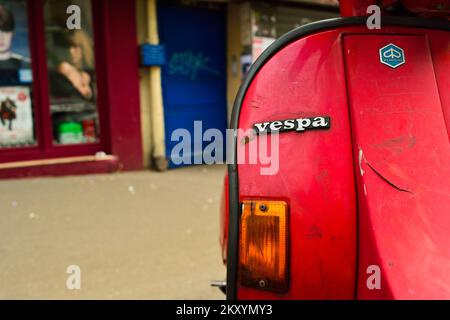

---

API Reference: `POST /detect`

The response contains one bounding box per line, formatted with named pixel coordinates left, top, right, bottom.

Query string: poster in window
left=0, top=1, right=32, bottom=86
left=44, top=0, right=100, bottom=145
left=0, top=86, right=34, bottom=147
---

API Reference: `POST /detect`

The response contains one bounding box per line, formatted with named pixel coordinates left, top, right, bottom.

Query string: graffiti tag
left=168, top=51, right=220, bottom=80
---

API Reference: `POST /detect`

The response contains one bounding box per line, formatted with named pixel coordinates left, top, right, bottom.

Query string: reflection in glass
left=44, top=0, right=99, bottom=145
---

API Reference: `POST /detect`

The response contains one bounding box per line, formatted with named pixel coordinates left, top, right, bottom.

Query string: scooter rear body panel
left=224, top=18, right=450, bottom=300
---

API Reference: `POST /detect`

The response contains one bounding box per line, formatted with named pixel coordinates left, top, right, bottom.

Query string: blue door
left=158, top=4, right=227, bottom=167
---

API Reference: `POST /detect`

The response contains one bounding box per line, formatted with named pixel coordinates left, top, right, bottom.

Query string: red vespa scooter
left=219, top=0, right=450, bottom=300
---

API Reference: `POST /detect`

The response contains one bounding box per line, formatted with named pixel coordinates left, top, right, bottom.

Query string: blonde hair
left=67, top=30, right=94, bottom=69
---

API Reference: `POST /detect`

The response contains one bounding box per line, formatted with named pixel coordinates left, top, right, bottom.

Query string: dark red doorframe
left=92, top=0, right=143, bottom=170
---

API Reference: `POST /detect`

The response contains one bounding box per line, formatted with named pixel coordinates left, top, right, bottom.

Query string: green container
left=58, top=122, right=83, bottom=144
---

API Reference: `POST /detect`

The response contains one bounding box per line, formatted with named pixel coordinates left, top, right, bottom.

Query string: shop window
left=44, top=0, right=99, bottom=145
left=0, top=0, right=36, bottom=148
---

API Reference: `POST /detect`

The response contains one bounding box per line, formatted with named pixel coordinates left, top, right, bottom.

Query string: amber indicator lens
left=239, top=200, right=289, bottom=293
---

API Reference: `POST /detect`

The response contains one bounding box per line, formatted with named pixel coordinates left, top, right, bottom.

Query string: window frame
left=0, top=0, right=110, bottom=162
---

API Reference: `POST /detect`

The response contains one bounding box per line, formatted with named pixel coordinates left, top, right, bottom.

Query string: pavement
left=0, top=164, right=227, bottom=299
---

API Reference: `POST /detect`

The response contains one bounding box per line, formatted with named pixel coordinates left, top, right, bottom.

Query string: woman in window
left=50, top=30, right=95, bottom=101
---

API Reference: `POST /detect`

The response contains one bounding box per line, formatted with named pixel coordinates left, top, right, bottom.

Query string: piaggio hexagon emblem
left=379, top=43, right=405, bottom=69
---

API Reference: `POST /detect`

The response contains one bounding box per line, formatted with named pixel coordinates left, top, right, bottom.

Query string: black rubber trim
left=225, top=16, right=450, bottom=300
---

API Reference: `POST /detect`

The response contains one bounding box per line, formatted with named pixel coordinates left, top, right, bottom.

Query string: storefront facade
left=137, top=0, right=339, bottom=170
left=0, top=0, right=338, bottom=178
left=0, top=0, right=142, bottom=178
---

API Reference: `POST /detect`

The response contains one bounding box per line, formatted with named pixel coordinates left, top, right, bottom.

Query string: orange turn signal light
left=239, top=199, right=289, bottom=293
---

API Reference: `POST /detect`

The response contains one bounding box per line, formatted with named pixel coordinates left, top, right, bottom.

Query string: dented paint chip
left=359, top=148, right=365, bottom=176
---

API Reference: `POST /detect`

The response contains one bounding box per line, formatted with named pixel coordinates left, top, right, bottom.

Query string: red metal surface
left=339, top=0, right=450, bottom=18
left=230, top=25, right=450, bottom=299
left=429, top=31, right=450, bottom=138
left=402, top=0, right=450, bottom=15
left=344, top=32, right=450, bottom=299
left=236, top=29, right=358, bottom=299
left=339, top=0, right=376, bottom=16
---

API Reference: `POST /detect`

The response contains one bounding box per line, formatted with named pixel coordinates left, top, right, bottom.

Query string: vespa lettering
left=253, top=116, right=330, bottom=134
